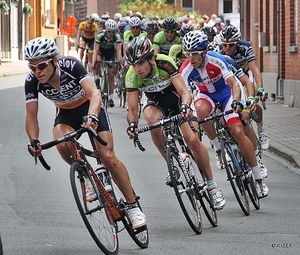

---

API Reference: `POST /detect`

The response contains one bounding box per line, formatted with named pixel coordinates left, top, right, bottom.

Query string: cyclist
left=125, top=36, right=226, bottom=210
left=24, top=37, right=146, bottom=230
left=180, top=30, right=269, bottom=198
left=153, top=16, right=181, bottom=55
left=168, top=24, right=194, bottom=68
left=97, top=18, right=106, bottom=31
left=92, top=19, right=123, bottom=108
left=201, top=26, right=216, bottom=43
left=76, top=14, right=98, bottom=74
left=145, top=20, right=159, bottom=43
left=218, top=25, right=270, bottom=150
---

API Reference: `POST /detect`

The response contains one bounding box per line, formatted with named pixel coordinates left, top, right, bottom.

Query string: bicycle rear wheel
left=189, top=155, right=218, bottom=227
left=70, top=162, right=119, bottom=255
left=166, top=147, right=203, bottom=234
left=221, top=141, right=250, bottom=216
left=100, top=73, right=109, bottom=109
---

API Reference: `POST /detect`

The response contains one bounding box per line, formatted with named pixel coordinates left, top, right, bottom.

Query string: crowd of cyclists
left=75, top=10, right=269, bottom=199
left=24, top=10, right=271, bottom=236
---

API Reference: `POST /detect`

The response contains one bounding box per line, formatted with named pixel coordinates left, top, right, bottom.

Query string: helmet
left=213, top=34, right=222, bottom=46
left=220, top=25, right=241, bottom=42
left=118, top=20, right=128, bottom=32
left=146, top=21, right=159, bottom=34
left=179, top=24, right=195, bottom=37
left=86, top=14, right=95, bottom=23
left=101, top=13, right=110, bottom=20
left=125, top=36, right=154, bottom=65
left=97, top=18, right=106, bottom=26
left=129, top=16, right=142, bottom=26
left=24, top=37, right=59, bottom=60
left=202, top=26, right=216, bottom=36
left=182, top=30, right=209, bottom=52
left=162, top=16, right=178, bottom=30
left=91, top=13, right=99, bottom=21
left=113, top=12, right=122, bottom=20
left=207, top=42, right=217, bottom=51
left=105, top=19, right=117, bottom=31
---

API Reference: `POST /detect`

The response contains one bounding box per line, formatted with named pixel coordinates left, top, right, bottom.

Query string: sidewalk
left=1, top=50, right=299, bottom=169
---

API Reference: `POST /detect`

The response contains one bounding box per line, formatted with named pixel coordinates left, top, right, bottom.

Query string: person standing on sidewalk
left=24, top=36, right=146, bottom=230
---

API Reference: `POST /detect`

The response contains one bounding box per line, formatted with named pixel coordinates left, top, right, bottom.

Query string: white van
left=219, top=13, right=240, bottom=30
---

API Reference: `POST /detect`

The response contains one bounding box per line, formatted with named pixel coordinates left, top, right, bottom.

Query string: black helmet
left=202, top=26, right=216, bottom=36
left=179, top=24, right=195, bottom=37
left=146, top=21, right=159, bottom=34
left=162, top=16, right=178, bottom=30
left=220, top=25, right=241, bottom=42
left=125, top=36, right=154, bottom=65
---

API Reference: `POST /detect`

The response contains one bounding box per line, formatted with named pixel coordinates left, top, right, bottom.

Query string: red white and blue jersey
left=180, top=51, right=234, bottom=97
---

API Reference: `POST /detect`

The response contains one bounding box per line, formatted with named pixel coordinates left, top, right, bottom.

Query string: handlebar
left=37, top=127, right=107, bottom=170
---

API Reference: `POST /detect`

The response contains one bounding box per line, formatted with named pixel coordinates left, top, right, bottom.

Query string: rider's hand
left=231, top=100, right=244, bottom=113
left=180, top=102, right=193, bottom=118
left=257, top=87, right=267, bottom=101
left=247, top=96, right=257, bottom=112
left=75, top=45, right=79, bottom=53
left=83, top=114, right=99, bottom=130
left=127, top=122, right=138, bottom=139
left=27, top=139, right=42, bottom=157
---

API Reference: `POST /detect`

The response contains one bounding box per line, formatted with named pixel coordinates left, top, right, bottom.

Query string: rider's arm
left=171, top=73, right=192, bottom=105
left=25, top=101, right=39, bottom=140
left=81, top=77, right=102, bottom=116
left=226, top=75, right=241, bottom=101
left=76, top=27, right=82, bottom=47
left=127, top=89, right=140, bottom=125
left=115, top=42, right=123, bottom=62
left=248, top=60, right=263, bottom=89
left=92, top=42, right=100, bottom=67
left=239, top=75, right=255, bottom=98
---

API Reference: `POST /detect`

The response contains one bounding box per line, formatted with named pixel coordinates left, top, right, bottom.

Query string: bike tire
left=70, top=162, right=119, bottom=255
left=189, top=155, right=218, bottom=227
left=221, top=141, right=250, bottom=216
left=244, top=170, right=260, bottom=210
left=100, top=73, right=108, bottom=109
left=166, top=147, right=203, bottom=234
left=138, top=91, right=143, bottom=118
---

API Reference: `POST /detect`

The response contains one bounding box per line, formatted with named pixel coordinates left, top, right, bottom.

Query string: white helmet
left=129, top=16, right=142, bottom=26
left=24, top=37, right=59, bottom=60
left=91, top=13, right=99, bottom=20
left=113, top=12, right=122, bottom=20
left=182, top=30, right=209, bottom=52
left=105, top=19, right=117, bottom=31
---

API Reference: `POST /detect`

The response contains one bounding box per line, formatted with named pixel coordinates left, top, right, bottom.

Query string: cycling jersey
left=223, top=55, right=245, bottom=80
left=153, top=31, right=181, bottom=55
left=168, top=43, right=186, bottom=67
left=218, top=40, right=256, bottom=73
left=123, top=29, right=147, bottom=43
left=25, top=56, right=89, bottom=109
left=78, top=21, right=98, bottom=39
left=95, top=31, right=121, bottom=50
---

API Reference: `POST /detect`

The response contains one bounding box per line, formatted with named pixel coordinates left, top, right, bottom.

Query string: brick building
left=241, top=0, right=300, bottom=108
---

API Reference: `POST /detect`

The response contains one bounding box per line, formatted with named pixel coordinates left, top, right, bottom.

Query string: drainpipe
left=276, top=0, right=281, bottom=100
left=240, top=0, right=244, bottom=38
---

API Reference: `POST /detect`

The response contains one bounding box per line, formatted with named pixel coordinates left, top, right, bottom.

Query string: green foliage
left=119, top=0, right=188, bottom=20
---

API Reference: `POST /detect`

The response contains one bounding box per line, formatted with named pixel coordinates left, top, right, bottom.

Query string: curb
left=268, top=144, right=300, bottom=169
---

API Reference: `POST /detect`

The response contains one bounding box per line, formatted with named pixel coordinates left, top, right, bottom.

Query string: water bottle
left=95, top=165, right=112, bottom=192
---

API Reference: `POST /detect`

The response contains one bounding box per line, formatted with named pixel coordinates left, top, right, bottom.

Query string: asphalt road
left=0, top=74, right=299, bottom=255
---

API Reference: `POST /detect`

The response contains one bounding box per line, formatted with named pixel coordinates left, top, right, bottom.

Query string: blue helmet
left=182, top=30, right=209, bottom=52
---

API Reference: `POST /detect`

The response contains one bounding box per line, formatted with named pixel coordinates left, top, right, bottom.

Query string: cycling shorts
left=54, top=100, right=112, bottom=132
left=80, top=36, right=95, bottom=52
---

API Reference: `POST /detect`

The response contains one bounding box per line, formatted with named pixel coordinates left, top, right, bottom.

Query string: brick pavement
left=0, top=48, right=299, bottom=169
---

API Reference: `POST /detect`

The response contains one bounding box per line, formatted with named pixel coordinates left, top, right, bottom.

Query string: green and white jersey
left=95, top=30, right=121, bottom=49
left=125, top=54, right=178, bottom=93
left=124, top=29, right=147, bottom=43
left=152, top=31, right=181, bottom=55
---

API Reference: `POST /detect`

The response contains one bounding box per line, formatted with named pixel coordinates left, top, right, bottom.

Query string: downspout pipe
left=276, top=0, right=281, bottom=100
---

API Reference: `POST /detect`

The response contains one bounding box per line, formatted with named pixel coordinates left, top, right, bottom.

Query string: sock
left=252, top=165, right=262, bottom=180
left=255, top=149, right=261, bottom=162
left=109, top=94, right=113, bottom=100
left=256, top=122, right=264, bottom=133
left=207, top=179, right=217, bottom=190
left=211, top=137, right=220, bottom=151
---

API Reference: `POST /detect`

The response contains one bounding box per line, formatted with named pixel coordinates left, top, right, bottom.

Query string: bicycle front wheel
left=244, top=169, right=260, bottom=210
left=166, top=147, right=203, bottom=234
left=70, top=162, right=119, bottom=255
left=221, top=141, right=250, bottom=216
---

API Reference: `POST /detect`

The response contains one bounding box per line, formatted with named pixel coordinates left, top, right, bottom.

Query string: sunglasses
left=184, top=51, right=203, bottom=58
left=164, top=30, right=176, bottom=34
left=107, top=30, right=115, bottom=33
left=131, top=26, right=140, bottom=30
left=222, top=42, right=238, bottom=48
left=28, top=58, right=52, bottom=71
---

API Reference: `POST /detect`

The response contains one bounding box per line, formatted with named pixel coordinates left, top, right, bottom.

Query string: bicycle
left=94, top=61, right=121, bottom=109
left=198, top=104, right=260, bottom=216
left=115, top=66, right=127, bottom=108
left=133, top=114, right=218, bottom=234
left=35, top=120, right=149, bottom=255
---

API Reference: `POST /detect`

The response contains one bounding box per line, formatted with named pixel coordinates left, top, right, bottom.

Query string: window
left=224, top=0, right=232, bottom=13
left=182, top=0, right=193, bottom=12
left=44, top=0, right=55, bottom=28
